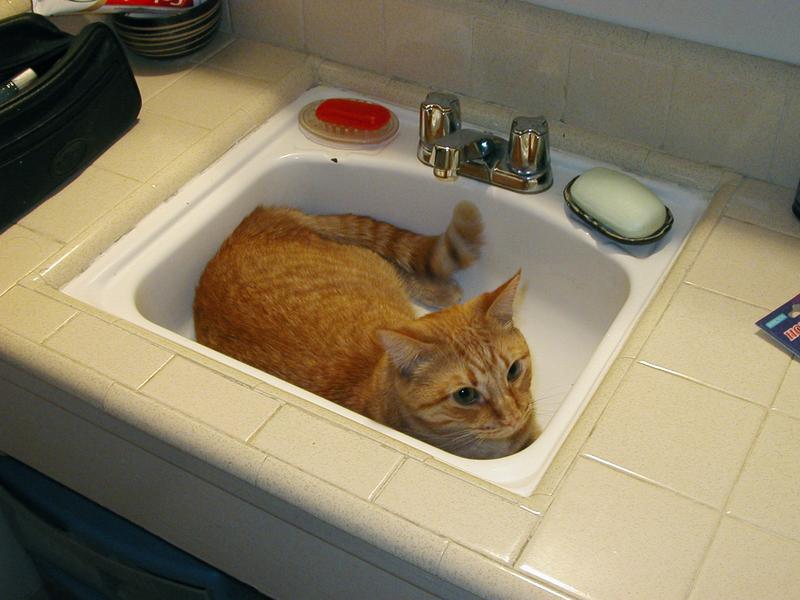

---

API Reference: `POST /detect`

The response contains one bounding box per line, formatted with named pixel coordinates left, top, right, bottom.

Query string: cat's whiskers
left=528, top=390, right=564, bottom=421
left=473, top=435, right=492, bottom=456
left=415, top=428, right=478, bottom=452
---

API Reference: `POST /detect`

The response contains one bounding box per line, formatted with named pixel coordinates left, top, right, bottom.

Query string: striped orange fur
left=194, top=203, right=536, bottom=458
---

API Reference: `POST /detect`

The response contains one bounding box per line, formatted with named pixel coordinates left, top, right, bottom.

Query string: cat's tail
left=307, top=201, right=483, bottom=278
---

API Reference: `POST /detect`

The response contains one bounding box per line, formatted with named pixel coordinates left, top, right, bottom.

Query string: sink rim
left=62, top=86, right=707, bottom=496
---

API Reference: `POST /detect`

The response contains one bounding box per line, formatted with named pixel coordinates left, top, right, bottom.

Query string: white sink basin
left=63, top=86, right=706, bottom=496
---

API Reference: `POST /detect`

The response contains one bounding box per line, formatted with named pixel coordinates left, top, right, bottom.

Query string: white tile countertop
left=1, top=34, right=799, bottom=600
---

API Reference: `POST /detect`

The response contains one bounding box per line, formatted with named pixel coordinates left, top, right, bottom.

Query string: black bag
left=0, top=14, right=141, bottom=228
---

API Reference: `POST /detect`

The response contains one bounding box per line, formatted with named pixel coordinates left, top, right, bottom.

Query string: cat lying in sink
left=193, top=201, right=537, bottom=459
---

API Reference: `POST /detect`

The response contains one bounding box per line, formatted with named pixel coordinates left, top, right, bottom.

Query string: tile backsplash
left=226, top=0, right=800, bottom=189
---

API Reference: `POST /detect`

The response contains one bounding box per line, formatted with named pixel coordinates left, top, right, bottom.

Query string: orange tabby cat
left=193, top=202, right=536, bottom=459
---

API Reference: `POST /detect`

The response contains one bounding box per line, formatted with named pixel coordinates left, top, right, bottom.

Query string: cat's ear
left=478, top=271, right=521, bottom=328
left=376, top=329, right=435, bottom=375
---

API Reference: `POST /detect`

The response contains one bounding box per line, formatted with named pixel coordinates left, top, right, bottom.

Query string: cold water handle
left=508, top=117, right=550, bottom=177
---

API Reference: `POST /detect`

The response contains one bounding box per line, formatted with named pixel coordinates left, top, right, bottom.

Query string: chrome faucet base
left=417, top=142, right=553, bottom=193
left=483, top=162, right=553, bottom=194
left=417, top=92, right=553, bottom=194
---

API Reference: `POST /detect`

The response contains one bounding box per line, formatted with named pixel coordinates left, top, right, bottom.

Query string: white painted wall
left=529, top=0, right=800, bottom=64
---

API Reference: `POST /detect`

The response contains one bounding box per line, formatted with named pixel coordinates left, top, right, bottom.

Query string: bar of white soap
left=570, top=167, right=667, bottom=239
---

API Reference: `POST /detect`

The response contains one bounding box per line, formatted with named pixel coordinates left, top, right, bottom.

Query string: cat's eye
left=507, top=359, right=523, bottom=382
left=452, top=387, right=480, bottom=406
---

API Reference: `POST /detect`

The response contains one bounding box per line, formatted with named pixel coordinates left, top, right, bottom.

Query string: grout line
left=467, top=13, right=476, bottom=98
left=561, top=41, right=574, bottom=123
left=585, top=358, right=636, bottom=427
left=517, top=501, right=545, bottom=517
left=379, top=0, right=387, bottom=77
left=637, top=359, right=773, bottom=409
left=620, top=184, right=733, bottom=360
left=511, top=563, right=590, bottom=600
left=110, top=380, right=263, bottom=451
left=89, top=164, right=143, bottom=186
left=681, top=280, right=776, bottom=312
left=299, top=0, right=307, bottom=53
left=659, top=62, right=678, bottom=151
left=139, top=104, right=216, bottom=133
left=526, top=363, right=630, bottom=501
left=683, top=511, right=725, bottom=598
left=6, top=370, right=270, bottom=497
left=724, top=512, right=800, bottom=547
left=624, top=280, right=683, bottom=360
left=685, top=388, right=774, bottom=596
left=721, top=400, right=770, bottom=514
left=194, top=61, right=277, bottom=85
left=723, top=211, right=800, bottom=241
left=577, top=451, right=744, bottom=599
left=513, top=454, right=586, bottom=568
left=765, top=72, right=790, bottom=182
left=137, top=55, right=206, bottom=104
left=418, top=455, right=536, bottom=506
left=13, top=221, right=65, bottom=246
left=684, top=184, right=730, bottom=252
left=545, top=357, right=637, bottom=493
left=768, top=358, right=794, bottom=410
left=251, top=451, right=270, bottom=487
left=771, top=405, right=800, bottom=423
left=0, top=324, right=113, bottom=397
left=194, top=59, right=290, bottom=84
left=179, top=354, right=260, bottom=389
left=433, top=538, right=450, bottom=576
left=40, top=311, right=81, bottom=346
left=264, top=453, right=391, bottom=505
left=244, top=402, right=285, bottom=444
left=619, top=269, right=690, bottom=362
left=260, top=398, right=422, bottom=460
left=508, top=513, right=541, bottom=566
left=260, top=456, right=455, bottom=596
left=136, top=353, right=176, bottom=391
left=724, top=212, right=800, bottom=242
left=581, top=453, right=724, bottom=513
left=368, top=456, right=406, bottom=502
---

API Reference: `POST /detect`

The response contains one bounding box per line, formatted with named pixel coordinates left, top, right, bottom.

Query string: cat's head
left=377, top=272, right=536, bottom=459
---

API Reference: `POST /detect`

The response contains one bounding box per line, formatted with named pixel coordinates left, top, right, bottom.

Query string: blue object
left=756, top=293, right=800, bottom=359
left=0, top=456, right=268, bottom=600
left=765, top=313, right=788, bottom=329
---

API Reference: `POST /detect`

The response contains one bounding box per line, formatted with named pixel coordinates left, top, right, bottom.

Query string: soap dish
left=298, top=98, right=399, bottom=147
left=563, top=175, right=673, bottom=245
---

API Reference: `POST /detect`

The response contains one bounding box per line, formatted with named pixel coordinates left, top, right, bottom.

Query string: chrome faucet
left=417, top=92, right=553, bottom=193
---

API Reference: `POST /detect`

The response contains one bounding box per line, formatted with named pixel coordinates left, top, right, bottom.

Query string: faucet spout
left=431, top=129, right=499, bottom=180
